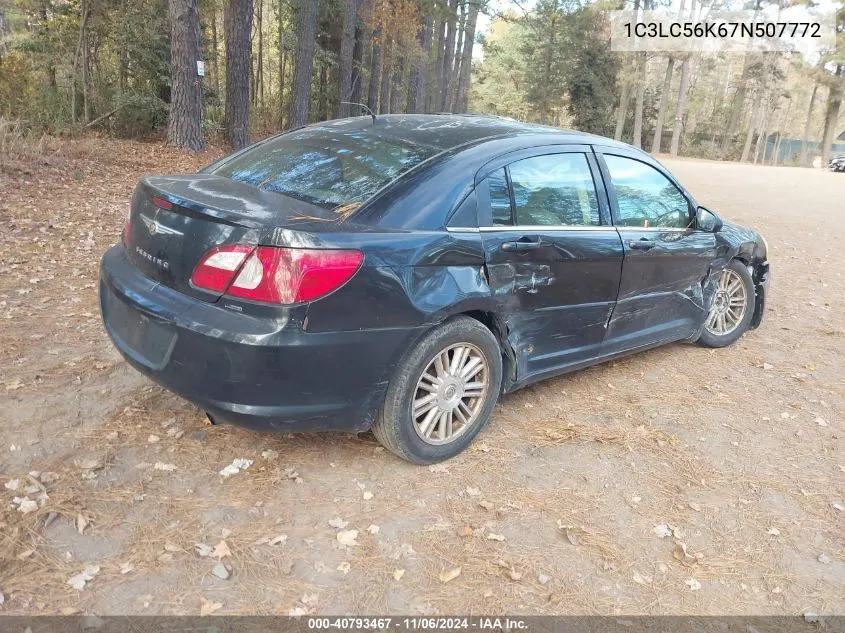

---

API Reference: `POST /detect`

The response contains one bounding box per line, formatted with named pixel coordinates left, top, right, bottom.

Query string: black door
left=476, top=147, right=624, bottom=382
left=596, top=149, right=717, bottom=352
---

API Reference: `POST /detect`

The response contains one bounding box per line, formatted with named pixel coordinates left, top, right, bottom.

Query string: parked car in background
left=829, top=154, right=845, bottom=172
left=100, top=115, right=769, bottom=463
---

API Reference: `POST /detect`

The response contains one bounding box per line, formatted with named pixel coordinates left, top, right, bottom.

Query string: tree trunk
left=318, top=62, right=328, bottom=120
left=210, top=7, right=221, bottom=97
left=256, top=0, right=264, bottom=107
left=632, top=56, right=646, bottom=148
left=83, top=23, right=92, bottom=123
left=650, top=57, right=674, bottom=153
left=431, top=13, right=445, bottom=112
left=278, top=0, right=286, bottom=127
left=71, top=1, right=91, bottom=125
left=614, top=0, right=642, bottom=140
left=439, top=0, right=458, bottom=111
left=409, top=13, right=432, bottom=113
left=821, top=65, right=844, bottom=165
left=450, top=0, right=466, bottom=111
left=391, top=54, right=405, bottom=113
left=453, top=1, right=477, bottom=113
left=288, top=0, right=317, bottom=128
left=669, top=55, right=690, bottom=156
left=771, top=99, right=790, bottom=165
left=753, top=110, right=768, bottom=164
left=350, top=22, right=366, bottom=106
left=740, top=97, right=761, bottom=163
left=225, top=0, right=253, bottom=147
left=379, top=39, right=392, bottom=114
left=167, top=0, right=204, bottom=151
left=614, top=81, right=630, bottom=141
left=721, top=0, right=761, bottom=153
left=800, top=83, right=818, bottom=166
left=367, top=26, right=382, bottom=113
left=0, top=5, right=9, bottom=64
left=338, top=0, right=361, bottom=116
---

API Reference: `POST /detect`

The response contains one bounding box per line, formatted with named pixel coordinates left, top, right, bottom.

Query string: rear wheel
left=372, top=316, right=502, bottom=464
left=696, top=259, right=755, bottom=348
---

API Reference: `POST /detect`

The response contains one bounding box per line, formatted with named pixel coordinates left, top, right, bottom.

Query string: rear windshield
left=209, top=126, right=444, bottom=212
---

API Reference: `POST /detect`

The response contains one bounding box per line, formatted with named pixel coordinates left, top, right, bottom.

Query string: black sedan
left=100, top=114, right=769, bottom=463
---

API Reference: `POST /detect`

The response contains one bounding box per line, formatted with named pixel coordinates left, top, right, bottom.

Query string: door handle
left=501, top=238, right=542, bottom=252
left=629, top=239, right=656, bottom=251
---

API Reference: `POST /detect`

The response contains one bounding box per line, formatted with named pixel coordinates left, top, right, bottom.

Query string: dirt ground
left=0, top=139, right=843, bottom=617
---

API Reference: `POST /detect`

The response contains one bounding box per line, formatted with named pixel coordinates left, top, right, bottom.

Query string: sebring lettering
left=135, top=246, right=170, bottom=270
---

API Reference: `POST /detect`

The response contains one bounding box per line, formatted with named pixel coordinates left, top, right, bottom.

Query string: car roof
left=309, top=114, right=632, bottom=154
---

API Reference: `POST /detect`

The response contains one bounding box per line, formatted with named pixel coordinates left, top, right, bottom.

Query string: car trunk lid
left=125, top=174, right=334, bottom=301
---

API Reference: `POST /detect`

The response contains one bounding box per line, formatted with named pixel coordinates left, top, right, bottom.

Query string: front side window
left=507, top=154, right=600, bottom=227
left=604, top=155, right=691, bottom=229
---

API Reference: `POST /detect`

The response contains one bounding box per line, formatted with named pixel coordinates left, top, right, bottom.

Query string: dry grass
left=0, top=118, right=63, bottom=174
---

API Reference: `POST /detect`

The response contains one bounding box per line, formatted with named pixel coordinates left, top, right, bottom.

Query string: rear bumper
left=99, top=245, right=421, bottom=432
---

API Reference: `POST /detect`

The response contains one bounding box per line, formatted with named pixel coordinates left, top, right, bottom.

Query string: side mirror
left=696, top=206, right=723, bottom=233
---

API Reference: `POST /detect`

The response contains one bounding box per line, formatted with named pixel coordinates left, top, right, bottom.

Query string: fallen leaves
left=67, top=565, right=100, bottom=591
left=673, top=541, right=703, bottom=566
left=74, top=457, right=103, bottom=471
left=438, top=567, right=461, bottom=583
left=336, top=530, right=359, bottom=547
left=200, top=596, right=222, bottom=616
left=15, top=497, right=38, bottom=514
left=556, top=520, right=583, bottom=546
left=219, top=458, right=253, bottom=478
left=195, top=543, right=213, bottom=558
left=205, top=540, right=230, bottom=561
left=653, top=524, right=684, bottom=539
left=685, top=578, right=702, bottom=591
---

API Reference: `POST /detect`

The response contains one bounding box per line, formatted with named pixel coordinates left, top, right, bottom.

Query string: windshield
left=209, top=126, right=444, bottom=212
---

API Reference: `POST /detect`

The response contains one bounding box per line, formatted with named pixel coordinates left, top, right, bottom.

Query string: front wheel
left=372, top=316, right=503, bottom=464
left=696, top=259, right=756, bottom=348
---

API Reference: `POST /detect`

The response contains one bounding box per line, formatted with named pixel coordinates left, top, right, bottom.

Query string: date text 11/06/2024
left=307, top=618, right=529, bottom=630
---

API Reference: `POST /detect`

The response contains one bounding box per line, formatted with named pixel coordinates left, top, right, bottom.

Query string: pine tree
left=167, top=0, right=204, bottom=151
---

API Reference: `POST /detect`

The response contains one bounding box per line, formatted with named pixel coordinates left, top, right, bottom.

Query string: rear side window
left=508, top=154, right=600, bottom=226
left=209, top=127, right=443, bottom=212
left=488, top=169, right=513, bottom=226
left=603, top=155, right=690, bottom=228
left=484, top=153, right=600, bottom=227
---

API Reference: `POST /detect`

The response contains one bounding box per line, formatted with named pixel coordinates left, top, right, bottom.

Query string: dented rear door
left=476, top=147, right=624, bottom=380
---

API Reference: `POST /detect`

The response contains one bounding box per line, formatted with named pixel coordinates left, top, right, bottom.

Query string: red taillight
left=190, top=245, right=363, bottom=304
left=152, top=195, right=173, bottom=210
left=191, top=245, right=254, bottom=293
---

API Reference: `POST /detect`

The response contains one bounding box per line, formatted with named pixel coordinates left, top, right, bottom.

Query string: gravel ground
left=0, top=141, right=843, bottom=616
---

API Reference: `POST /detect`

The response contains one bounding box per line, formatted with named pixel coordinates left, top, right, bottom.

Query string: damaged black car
left=99, top=114, right=769, bottom=463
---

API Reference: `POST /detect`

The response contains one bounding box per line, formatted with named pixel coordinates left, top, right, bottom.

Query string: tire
left=696, top=259, right=756, bottom=349
left=372, top=316, right=503, bottom=464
